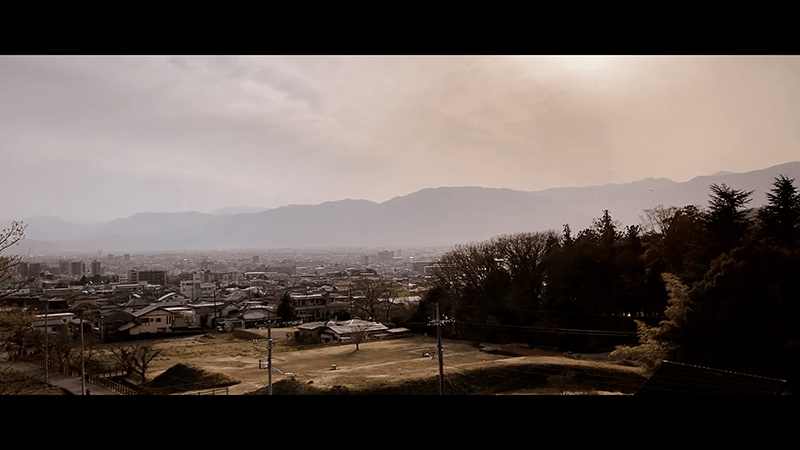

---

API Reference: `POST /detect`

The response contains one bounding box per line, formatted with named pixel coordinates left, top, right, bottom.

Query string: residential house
left=122, top=295, right=149, bottom=313
left=119, top=304, right=178, bottom=336
left=188, top=301, right=224, bottom=328
left=291, top=292, right=332, bottom=322
left=296, top=318, right=389, bottom=344
left=34, top=312, right=74, bottom=334
left=163, top=306, right=197, bottom=329
left=240, top=303, right=280, bottom=328
left=95, top=308, right=135, bottom=339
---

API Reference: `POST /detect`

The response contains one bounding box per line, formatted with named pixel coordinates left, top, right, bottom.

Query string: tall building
left=58, top=260, right=69, bottom=275
left=91, top=260, right=102, bottom=276
left=17, top=261, right=28, bottom=277
left=71, top=261, right=85, bottom=277
left=28, top=263, right=42, bottom=278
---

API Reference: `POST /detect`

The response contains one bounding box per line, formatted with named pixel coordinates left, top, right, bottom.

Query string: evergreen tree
left=702, top=183, right=754, bottom=258
left=277, top=292, right=296, bottom=322
left=758, top=175, right=800, bottom=249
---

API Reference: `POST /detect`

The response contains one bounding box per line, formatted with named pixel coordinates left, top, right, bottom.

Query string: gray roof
left=297, top=319, right=387, bottom=336
left=131, top=302, right=183, bottom=318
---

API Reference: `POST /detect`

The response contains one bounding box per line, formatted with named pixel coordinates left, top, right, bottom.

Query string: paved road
left=1, top=360, right=118, bottom=395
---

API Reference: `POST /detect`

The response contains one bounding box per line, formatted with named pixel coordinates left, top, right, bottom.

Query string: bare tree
left=0, top=221, right=32, bottom=299
left=351, top=275, right=392, bottom=321
left=349, top=322, right=370, bottom=351
left=110, top=343, right=162, bottom=383
left=46, top=323, right=99, bottom=376
left=380, top=278, right=403, bottom=323
left=430, top=231, right=559, bottom=322
left=0, top=306, right=36, bottom=359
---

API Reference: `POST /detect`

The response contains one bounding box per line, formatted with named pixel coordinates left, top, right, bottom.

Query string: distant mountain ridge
left=7, top=161, right=800, bottom=253
left=209, top=206, right=270, bottom=215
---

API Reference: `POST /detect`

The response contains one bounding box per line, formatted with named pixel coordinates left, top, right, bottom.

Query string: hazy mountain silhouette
left=7, top=162, right=799, bottom=253
left=531, top=161, right=800, bottom=228
left=208, top=205, right=270, bottom=215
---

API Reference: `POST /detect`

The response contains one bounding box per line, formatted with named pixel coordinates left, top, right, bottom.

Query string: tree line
left=415, top=176, right=800, bottom=383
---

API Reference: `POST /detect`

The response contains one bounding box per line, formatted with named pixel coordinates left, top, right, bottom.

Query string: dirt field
left=124, top=329, right=647, bottom=395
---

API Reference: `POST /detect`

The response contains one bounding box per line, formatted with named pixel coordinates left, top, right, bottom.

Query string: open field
left=128, top=329, right=647, bottom=395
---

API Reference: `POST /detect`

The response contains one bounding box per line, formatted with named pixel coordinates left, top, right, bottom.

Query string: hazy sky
left=2, top=55, right=799, bottom=224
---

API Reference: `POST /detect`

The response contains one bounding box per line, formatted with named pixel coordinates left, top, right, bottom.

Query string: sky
left=2, top=55, right=800, bottom=224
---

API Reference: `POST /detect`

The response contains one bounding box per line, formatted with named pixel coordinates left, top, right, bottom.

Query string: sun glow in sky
left=2, top=55, right=799, bottom=224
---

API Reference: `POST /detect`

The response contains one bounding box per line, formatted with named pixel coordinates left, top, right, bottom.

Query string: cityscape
left=3, top=55, right=800, bottom=396
left=6, top=245, right=449, bottom=335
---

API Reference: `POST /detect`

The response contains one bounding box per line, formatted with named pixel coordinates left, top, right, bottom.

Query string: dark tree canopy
left=277, top=292, right=296, bottom=322
left=431, top=231, right=559, bottom=326
left=415, top=181, right=800, bottom=382
left=702, top=183, right=754, bottom=256
left=758, top=175, right=800, bottom=249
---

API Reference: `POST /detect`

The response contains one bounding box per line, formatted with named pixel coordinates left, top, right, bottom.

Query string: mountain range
left=6, top=161, right=800, bottom=253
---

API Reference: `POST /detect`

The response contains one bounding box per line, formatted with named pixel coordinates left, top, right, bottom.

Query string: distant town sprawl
left=2, top=248, right=446, bottom=342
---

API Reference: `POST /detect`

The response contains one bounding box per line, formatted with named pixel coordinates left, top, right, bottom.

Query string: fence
left=87, top=374, right=138, bottom=395
left=17, top=358, right=137, bottom=395
left=189, top=387, right=229, bottom=395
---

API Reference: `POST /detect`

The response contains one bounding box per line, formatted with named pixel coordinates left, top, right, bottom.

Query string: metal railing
left=187, top=387, right=229, bottom=395
left=16, top=358, right=137, bottom=395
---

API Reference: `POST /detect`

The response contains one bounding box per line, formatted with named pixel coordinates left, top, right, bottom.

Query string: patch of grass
left=154, top=336, right=266, bottom=361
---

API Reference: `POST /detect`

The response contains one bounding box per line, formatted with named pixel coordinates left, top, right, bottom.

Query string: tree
left=609, top=272, right=689, bottom=373
left=431, top=231, right=558, bottom=325
left=413, top=286, right=453, bottom=324
left=349, top=322, right=370, bottom=351
left=702, top=183, right=754, bottom=257
left=351, top=275, right=392, bottom=321
left=594, top=209, right=621, bottom=247
left=0, top=306, right=36, bottom=358
left=545, top=212, right=631, bottom=318
left=45, top=322, right=99, bottom=376
left=110, top=343, right=162, bottom=383
left=0, top=221, right=30, bottom=298
left=679, top=245, right=800, bottom=379
left=277, top=292, right=296, bottom=323
left=640, top=204, right=705, bottom=283
left=758, top=175, right=800, bottom=249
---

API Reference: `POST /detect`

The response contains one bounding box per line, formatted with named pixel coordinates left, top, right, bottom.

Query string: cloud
left=2, top=55, right=800, bottom=224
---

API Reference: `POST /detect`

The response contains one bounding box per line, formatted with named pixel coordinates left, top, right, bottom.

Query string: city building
left=138, top=270, right=167, bottom=286
left=71, top=261, right=85, bottom=277
left=126, top=269, right=138, bottom=284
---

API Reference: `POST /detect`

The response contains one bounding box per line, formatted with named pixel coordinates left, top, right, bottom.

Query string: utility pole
left=267, top=321, right=274, bottom=395
left=436, top=304, right=444, bottom=395
left=44, top=300, right=49, bottom=385
left=80, top=308, right=86, bottom=395
left=428, top=303, right=456, bottom=395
